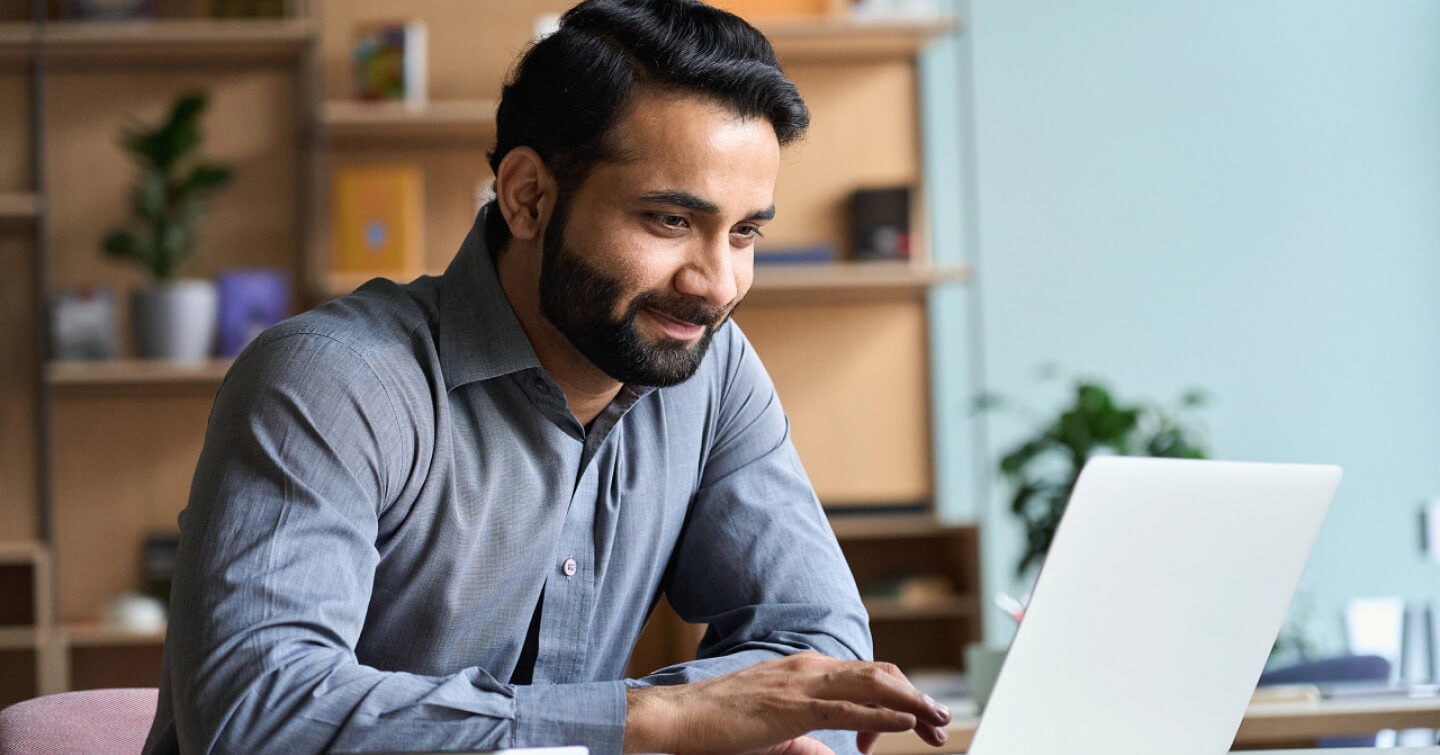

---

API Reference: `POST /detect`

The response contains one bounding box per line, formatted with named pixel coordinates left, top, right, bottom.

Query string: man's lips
left=644, top=307, right=707, bottom=341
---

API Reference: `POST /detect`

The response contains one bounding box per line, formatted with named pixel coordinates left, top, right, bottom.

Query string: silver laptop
left=969, top=456, right=1341, bottom=755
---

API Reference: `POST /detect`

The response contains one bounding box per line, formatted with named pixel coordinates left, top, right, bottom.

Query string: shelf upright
left=30, top=0, right=53, bottom=565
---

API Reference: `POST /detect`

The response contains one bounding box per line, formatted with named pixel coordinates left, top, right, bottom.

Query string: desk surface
left=872, top=695, right=1440, bottom=755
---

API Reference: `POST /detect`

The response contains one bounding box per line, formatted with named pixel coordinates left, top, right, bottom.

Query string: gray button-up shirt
left=145, top=216, right=871, bottom=755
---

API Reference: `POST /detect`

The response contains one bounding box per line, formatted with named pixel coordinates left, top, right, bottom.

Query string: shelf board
left=759, top=16, right=960, bottom=62
left=61, top=623, right=164, bottom=647
left=747, top=261, right=970, bottom=302
left=47, top=358, right=233, bottom=388
left=0, top=627, right=43, bottom=650
left=319, top=262, right=969, bottom=303
left=830, top=513, right=971, bottom=541
left=322, top=99, right=498, bottom=143
left=0, top=19, right=314, bottom=64
left=0, top=23, right=35, bottom=64
left=863, top=595, right=978, bottom=622
left=0, top=540, right=46, bottom=566
left=0, top=192, right=42, bottom=224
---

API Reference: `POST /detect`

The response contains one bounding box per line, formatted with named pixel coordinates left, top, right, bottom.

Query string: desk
left=872, top=695, right=1440, bottom=754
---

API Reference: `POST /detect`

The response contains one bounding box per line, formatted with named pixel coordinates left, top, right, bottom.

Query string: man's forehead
left=588, top=93, right=780, bottom=213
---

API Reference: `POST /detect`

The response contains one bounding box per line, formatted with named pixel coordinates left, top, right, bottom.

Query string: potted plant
left=978, top=374, right=1210, bottom=576
left=103, top=91, right=234, bottom=361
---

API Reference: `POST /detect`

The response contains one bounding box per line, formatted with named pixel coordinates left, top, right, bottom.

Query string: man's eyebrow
left=641, top=191, right=775, bottom=221
left=641, top=191, right=720, bottom=214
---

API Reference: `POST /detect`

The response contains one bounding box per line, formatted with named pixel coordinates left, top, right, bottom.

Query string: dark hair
left=484, top=0, right=809, bottom=245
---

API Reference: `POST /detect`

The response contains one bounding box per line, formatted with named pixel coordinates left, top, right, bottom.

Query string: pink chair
left=0, top=688, right=158, bottom=754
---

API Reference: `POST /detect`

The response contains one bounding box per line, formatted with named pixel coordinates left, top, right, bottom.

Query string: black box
left=850, top=186, right=912, bottom=261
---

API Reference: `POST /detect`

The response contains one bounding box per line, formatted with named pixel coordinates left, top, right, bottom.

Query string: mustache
left=629, top=290, right=735, bottom=329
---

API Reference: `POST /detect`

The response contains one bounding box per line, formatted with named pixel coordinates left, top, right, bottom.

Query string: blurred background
left=1, top=0, right=1438, bottom=746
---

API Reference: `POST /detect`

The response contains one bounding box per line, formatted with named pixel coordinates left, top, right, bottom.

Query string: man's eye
left=652, top=214, right=689, bottom=229
left=733, top=225, right=765, bottom=241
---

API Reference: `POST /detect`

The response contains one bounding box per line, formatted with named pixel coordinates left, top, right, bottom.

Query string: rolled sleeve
left=512, top=680, right=628, bottom=752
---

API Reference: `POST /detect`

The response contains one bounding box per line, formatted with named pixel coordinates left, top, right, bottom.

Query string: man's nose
left=674, top=235, right=738, bottom=307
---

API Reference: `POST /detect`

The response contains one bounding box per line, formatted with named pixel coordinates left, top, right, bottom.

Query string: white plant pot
left=132, top=280, right=218, bottom=361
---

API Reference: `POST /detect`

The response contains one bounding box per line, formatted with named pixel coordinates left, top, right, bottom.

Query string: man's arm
left=620, top=325, right=950, bottom=754
left=155, top=330, right=625, bottom=754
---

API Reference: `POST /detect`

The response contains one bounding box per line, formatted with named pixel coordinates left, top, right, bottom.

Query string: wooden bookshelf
left=759, top=17, right=960, bottom=62
left=60, top=623, right=165, bottom=648
left=0, top=22, right=35, bottom=63
left=864, top=595, right=980, bottom=622
left=0, top=192, right=41, bottom=224
left=47, top=359, right=233, bottom=389
left=59, top=623, right=165, bottom=691
left=320, top=262, right=968, bottom=302
left=832, top=519, right=982, bottom=670
left=750, top=261, right=970, bottom=300
left=0, top=541, right=58, bottom=705
left=321, top=99, right=498, bottom=142
left=20, top=19, right=314, bottom=64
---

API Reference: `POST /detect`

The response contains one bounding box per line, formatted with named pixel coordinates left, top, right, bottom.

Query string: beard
left=538, top=202, right=736, bottom=387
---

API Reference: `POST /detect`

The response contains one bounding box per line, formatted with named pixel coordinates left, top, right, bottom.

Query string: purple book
left=216, top=269, right=291, bottom=358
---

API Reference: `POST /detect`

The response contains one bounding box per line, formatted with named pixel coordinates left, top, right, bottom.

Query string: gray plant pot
left=132, top=280, right=218, bottom=361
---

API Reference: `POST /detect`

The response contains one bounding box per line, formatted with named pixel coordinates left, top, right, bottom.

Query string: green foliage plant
left=102, top=92, right=234, bottom=281
left=977, top=373, right=1210, bottom=576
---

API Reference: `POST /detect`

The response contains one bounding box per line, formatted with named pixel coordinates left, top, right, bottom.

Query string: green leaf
left=1180, top=388, right=1209, bottom=408
left=183, top=164, right=234, bottom=193
left=105, top=90, right=232, bottom=278
left=1010, top=481, right=1036, bottom=516
left=102, top=230, right=148, bottom=263
left=132, top=171, right=167, bottom=223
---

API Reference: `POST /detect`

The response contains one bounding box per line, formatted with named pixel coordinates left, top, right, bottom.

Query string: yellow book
left=331, top=164, right=423, bottom=278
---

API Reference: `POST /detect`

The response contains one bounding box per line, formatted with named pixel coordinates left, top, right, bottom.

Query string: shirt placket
left=531, top=443, right=601, bottom=684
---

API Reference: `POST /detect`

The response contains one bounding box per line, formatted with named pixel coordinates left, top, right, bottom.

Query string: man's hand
left=624, top=652, right=951, bottom=755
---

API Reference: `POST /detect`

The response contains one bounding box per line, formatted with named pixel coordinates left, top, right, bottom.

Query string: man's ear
left=495, top=146, right=557, bottom=242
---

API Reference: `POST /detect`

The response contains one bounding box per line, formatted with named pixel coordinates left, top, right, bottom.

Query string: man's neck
left=494, top=238, right=623, bottom=427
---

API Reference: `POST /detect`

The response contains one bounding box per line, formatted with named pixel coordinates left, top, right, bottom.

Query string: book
left=353, top=20, right=428, bottom=106
left=754, top=244, right=838, bottom=265
left=331, top=164, right=425, bottom=279
left=61, top=0, right=155, bottom=20
left=216, top=268, right=291, bottom=357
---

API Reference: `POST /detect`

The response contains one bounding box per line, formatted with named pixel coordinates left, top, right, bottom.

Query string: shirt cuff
left=511, top=680, right=627, bottom=755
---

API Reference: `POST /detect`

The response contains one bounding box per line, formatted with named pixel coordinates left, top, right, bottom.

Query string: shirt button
left=562, top=558, right=577, bottom=577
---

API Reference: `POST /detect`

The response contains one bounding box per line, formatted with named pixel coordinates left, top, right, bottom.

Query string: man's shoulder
left=235, top=278, right=441, bottom=397
left=259, top=279, right=436, bottom=361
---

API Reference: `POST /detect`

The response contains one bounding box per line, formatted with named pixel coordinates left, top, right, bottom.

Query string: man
left=145, top=1, right=952, bottom=753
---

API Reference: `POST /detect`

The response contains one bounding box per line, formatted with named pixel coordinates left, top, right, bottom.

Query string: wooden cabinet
left=0, top=543, right=60, bottom=707
left=1, top=0, right=978, bottom=695
left=832, top=517, right=981, bottom=671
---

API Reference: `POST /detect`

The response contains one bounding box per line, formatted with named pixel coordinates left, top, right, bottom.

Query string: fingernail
left=937, top=728, right=948, bottom=743
left=937, top=702, right=950, bottom=718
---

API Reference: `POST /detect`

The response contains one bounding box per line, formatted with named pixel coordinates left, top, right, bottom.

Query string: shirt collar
left=436, top=209, right=660, bottom=403
left=436, top=210, right=542, bottom=391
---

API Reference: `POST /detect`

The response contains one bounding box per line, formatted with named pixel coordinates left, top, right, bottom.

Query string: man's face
left=537, top=92, right=781, bottom=387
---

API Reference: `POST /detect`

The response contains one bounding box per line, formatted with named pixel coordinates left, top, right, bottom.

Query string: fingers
left=807, top=699, right=918, bottom=733
left=855, top=731, right=880, bottom=755
left=819, top=661, right=951, bottom=729
left=913, top=720, right=949, bottom=747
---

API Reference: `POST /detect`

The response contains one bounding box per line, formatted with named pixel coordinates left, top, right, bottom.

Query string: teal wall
left=923, top=1, right=1440, bottom=646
